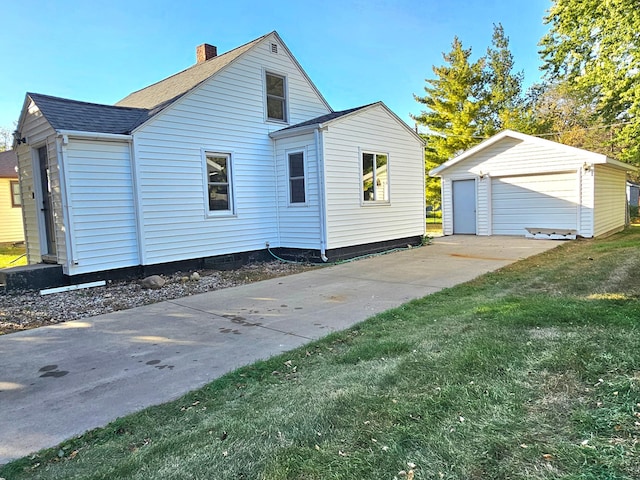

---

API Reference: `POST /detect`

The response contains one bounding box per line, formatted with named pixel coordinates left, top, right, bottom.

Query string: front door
left=38, top=146, right=56, bottom=258
left=452, top=179, right=476, bottom=234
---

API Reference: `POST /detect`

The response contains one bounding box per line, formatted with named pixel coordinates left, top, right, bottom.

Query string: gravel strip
left=0, top=262, right=314, bottom=335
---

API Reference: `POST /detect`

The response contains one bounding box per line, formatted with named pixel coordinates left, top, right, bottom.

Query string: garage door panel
left=492, top=173, right=577, bottom=235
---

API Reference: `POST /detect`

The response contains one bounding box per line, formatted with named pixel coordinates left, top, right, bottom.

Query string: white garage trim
left=491, top=171, right=578, bottom=236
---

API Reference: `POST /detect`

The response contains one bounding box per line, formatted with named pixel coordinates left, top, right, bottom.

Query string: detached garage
left=430, top=130, right=636, bottom=239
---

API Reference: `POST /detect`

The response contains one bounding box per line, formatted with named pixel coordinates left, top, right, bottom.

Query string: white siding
left=491, top=172, right=578, bottom=236
left=273, top=133, right=322, bottom=248
left=132, top=34, right=331, bottom=265
left=15, top=142, right=38, bottom=262
left=579, top=168, right=595, bottom=237
left=16, top=100, right=58, bottom=264
left=0, top=178, right=24, bottom=242
left=441, top=178, right=453, bottom=236
left=593, top=165, right=627, bottom=237
left=48, top=137, right=67, bottom=267
left=477, top=177, right=491, bottom=235
left=322, top=105, right=425, bottom=249
left=441, top=138, right=586, bottom=178
left=63, top=140, right=139, bottom=274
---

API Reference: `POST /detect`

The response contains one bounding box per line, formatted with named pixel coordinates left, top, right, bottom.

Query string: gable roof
left=0, top=150, right=18, bottom=178
left=270, top=101, right=425, bottom=144
left=429, top=129, right=636, bottom=176
left=20, top=31, right=333, bottom=137
left=28, top=93, right=150, bottom=135
left=116, top=34, right=268, bottom=110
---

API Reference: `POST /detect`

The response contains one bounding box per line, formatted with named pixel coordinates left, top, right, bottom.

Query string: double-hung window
left=265, top=72, right=287, bottom=122
left=206, top=153, right=232, bottom=213
left=10, top=181, right=21, bottom=207
left=362, top=152, right=389, bottom=203
left=288, top=151, right=305, bottom=204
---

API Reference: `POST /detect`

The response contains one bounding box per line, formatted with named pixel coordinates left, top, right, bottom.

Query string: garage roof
left=429, top=130, right=636, bottom=176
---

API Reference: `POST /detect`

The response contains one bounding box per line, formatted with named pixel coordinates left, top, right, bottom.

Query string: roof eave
left=601, top=157, right=638, bottom=171
left=269, top=124, right=324, bottom=139
left=55, top=130, right=133, bottom=141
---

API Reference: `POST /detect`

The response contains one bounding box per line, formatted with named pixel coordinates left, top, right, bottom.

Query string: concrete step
left=0, top=264, right=64, bottom=291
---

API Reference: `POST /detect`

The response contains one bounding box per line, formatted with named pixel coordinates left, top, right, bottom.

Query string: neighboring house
left=430, top=130, right=636, bottom=239
left=13, top=31, right=425, bottom=278
left=0, top=150, right=24, bottom=243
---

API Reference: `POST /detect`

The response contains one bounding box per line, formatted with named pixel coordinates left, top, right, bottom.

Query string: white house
left=430, top=130, right=635, bottom=239
left=12, top=31, right=425, bottom=278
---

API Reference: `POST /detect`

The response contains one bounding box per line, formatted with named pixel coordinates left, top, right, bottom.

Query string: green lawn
left=2, top=228, right=640, bottom=479
left=0, top=244, right=27, bottom=269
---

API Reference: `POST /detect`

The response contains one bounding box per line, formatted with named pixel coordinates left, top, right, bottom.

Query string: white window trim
left=286, top=147, right=308, bottom=206
left=263, top=68, right=289, bottom=124
left=360, top=148, right=391, bottom=205
left=201, top=149, right=236, bottom=218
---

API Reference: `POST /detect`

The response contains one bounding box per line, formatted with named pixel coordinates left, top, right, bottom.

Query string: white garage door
left=491, top=172, right=578, bottom=235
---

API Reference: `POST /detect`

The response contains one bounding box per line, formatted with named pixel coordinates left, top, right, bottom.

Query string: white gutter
left=270, top=124, right=321, bottom=140
left=55, top=130, right=133, bottom=142
left=55, top=135, right=76, bottom=272
left=315, top=127, right=329, bottom=262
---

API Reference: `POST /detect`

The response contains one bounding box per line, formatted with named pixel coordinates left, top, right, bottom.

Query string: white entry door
left=452, top=179, right=476, bottom=234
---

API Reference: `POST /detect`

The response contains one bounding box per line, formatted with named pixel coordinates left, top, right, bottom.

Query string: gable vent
left=271, top=43, right=278, bottom=54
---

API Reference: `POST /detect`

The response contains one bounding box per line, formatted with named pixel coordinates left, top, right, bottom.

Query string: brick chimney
left=196, top=43, right=217, bottom=63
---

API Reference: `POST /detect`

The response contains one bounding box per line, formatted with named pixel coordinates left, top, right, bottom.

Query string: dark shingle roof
left=28, top=93, right=150, bottom=134
left=116, top=34, right=268, bottom=109
left=278, top=104, right=375, bottom=131
left=26, top=33, right=270, bottom=135
left=0, top=150, right=18, bottom=178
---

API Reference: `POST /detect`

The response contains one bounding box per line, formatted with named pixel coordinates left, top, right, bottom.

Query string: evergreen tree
left=412, top=37, right=485, bottom=207
left=481, top=24, right=525, bottom=136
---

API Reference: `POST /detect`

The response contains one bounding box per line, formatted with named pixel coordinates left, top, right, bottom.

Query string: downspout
left=55, top=135, right=76, bottom=272
left=314, top=127, right=329, bottom=262
left=272, top=134, right=281, bottom=248
left=421, top=144, right=426, bottom=237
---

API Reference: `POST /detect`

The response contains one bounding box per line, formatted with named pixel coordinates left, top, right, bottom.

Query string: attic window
left=271, top=43, right=278, bottom=54
left=265, top=72, right=287, bottom=122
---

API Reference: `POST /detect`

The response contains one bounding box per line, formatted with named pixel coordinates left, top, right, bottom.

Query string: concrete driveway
left=0, top=236, right=562, bottom=464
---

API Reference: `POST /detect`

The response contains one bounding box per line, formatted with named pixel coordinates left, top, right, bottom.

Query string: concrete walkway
left=0, top=236, right=561, bottom=464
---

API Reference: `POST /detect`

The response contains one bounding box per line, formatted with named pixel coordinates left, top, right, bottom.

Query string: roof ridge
left=118, top=32, right=271, bottom=101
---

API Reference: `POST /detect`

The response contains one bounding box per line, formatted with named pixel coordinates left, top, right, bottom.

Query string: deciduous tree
left=539, top=0, right=640, bottom=163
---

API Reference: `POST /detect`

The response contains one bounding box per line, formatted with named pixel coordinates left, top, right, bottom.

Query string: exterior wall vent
left=271, top=43, right=278, bottom=54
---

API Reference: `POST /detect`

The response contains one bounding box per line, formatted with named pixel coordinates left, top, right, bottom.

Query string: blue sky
left=0, top=0, right=551, bottom=133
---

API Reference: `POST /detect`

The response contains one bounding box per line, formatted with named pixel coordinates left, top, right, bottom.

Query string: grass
left=426, top=222, right=443, bottom=235
left=2, top=228, right=640, bottom=479
left=0, top=243, right=27, bottom=268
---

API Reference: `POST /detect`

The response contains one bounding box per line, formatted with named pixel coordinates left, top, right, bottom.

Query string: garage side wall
left=593, top=165, right=627, bottom=237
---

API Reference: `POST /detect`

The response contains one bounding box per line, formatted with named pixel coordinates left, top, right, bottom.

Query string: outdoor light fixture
left=583, top=162, right=593, bottom=172
left=13, top=130, right=26, bottom=145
